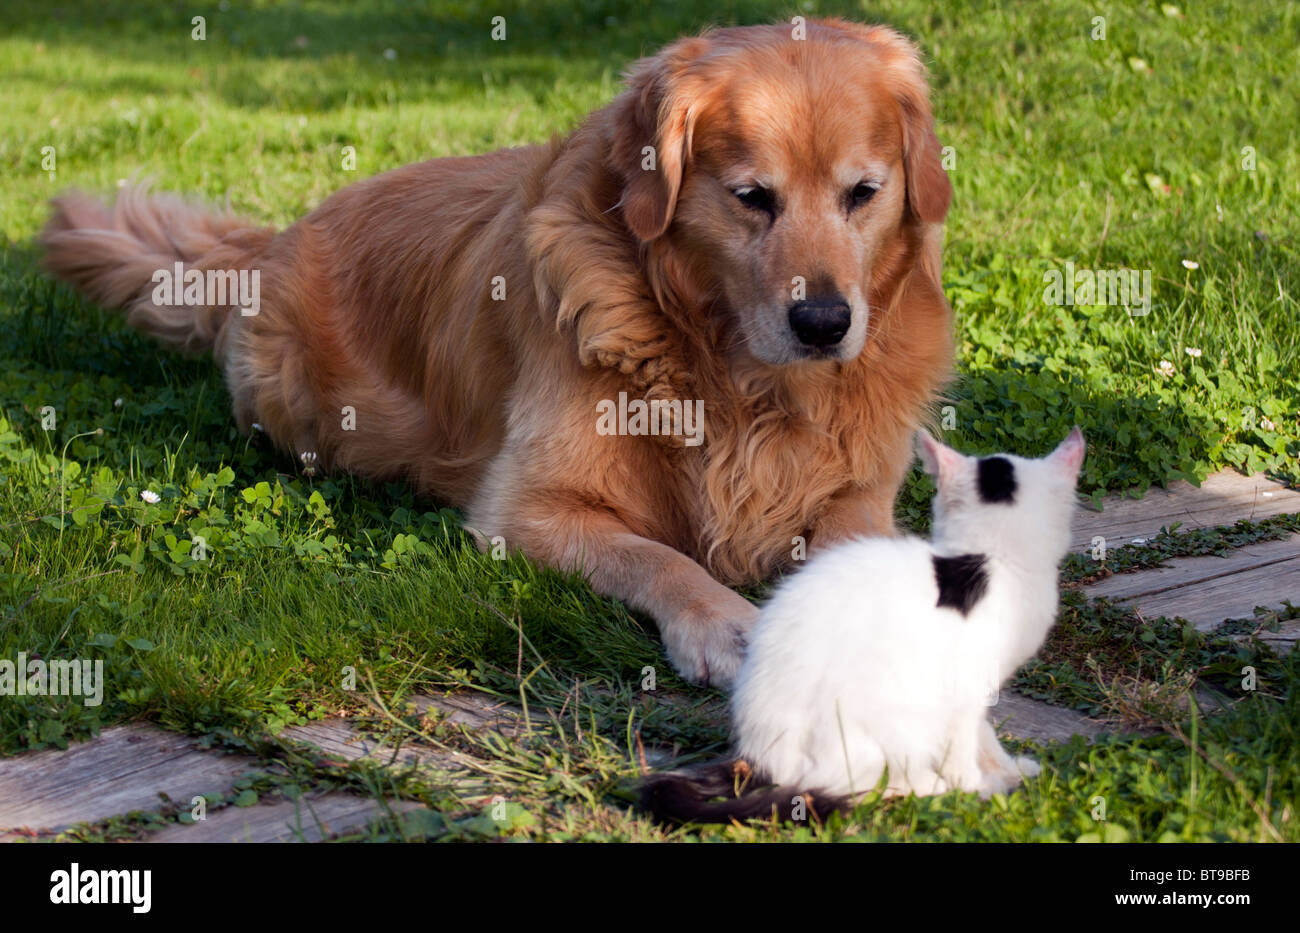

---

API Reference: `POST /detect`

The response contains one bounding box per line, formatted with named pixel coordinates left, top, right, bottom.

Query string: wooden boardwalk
left=1, top=468, right=1296, bottom=841
left=1085, top=535, right=1300, bottom=631
left=1071, top=469, right=1300, bottom=552
left=146, top=794, right=424, bottom=843
left=0, top=722, right=267, bottom=838
left=1077, top=471, right=1300, bottom=639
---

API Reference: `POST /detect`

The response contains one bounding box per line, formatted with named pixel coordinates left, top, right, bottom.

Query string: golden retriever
left=41, top=18, right=953, bottom=687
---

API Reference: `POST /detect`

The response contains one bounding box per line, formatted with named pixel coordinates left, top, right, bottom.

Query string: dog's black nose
left=788, top=297, right=851, bottom=348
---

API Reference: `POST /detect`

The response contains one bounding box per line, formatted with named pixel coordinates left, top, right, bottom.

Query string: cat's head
left=915, top=427, right=1086, bottom=562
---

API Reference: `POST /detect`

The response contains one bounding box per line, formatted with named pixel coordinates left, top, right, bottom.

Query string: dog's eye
left=850, top=181, right=881, bottom=208
left=733, top=186, right=775, bottom=214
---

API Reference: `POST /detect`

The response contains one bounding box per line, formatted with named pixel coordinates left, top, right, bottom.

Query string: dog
left=41, top=18, right=954, bottom=688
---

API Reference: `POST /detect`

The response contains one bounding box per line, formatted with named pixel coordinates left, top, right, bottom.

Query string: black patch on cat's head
left=977, top=456, right=1017, bottom=504
left=933, top=553, right=989, bottom=616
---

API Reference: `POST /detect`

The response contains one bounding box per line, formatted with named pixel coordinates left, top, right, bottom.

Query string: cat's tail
left=41, top=183, right=276, bottom=364
left=640, top=759, right=848, bottom=825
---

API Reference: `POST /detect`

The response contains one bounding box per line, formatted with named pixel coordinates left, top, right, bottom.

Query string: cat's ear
left=1049, top=427, right=1086, bottom=476
left=916, top=431, right=965, bottom=482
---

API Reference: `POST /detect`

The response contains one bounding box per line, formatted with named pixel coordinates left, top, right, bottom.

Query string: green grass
left=1, top=0, right=1298, bottom=841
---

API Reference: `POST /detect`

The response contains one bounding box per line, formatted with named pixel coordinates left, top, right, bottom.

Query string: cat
left=642, top=427, right=1086, bottom=823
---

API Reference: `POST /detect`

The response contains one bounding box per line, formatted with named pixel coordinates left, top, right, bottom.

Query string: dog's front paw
left=661, top=603, right=758, bottom=690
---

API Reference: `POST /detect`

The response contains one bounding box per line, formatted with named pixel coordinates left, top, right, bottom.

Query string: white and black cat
left=642, top=427, right=1086, bottom=823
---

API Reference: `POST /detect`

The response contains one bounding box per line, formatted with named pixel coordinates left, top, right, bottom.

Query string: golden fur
left=41, top=19, right=954, bottom=686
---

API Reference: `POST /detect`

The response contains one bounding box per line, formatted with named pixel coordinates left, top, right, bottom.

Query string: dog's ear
left=895, top=81, right=951, bottom=224
left=607, top=39, right=706, bottom=242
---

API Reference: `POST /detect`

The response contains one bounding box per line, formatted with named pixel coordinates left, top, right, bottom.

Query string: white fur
left=731, top=428, right=1085, bottom=799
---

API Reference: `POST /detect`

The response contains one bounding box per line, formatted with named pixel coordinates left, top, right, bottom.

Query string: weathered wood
left=1084, top=536, right=1299, bottom=600
left=279, top=719, right=461, bottom=770
left=0, top=723, right=265, bottom=836
left=1073, top=469, right=1299, bottom=553
left=415, top=691, right=526, bottom=732
left=145, top=793, right=423, bottom=843
left=1084, top=534, right=1300, bottom=631
left=279, top=691, right=529, bottom=769
left=0, top=694, right=526, bottom=839
left=990, top=691, right=1108, bottom=743
left=1253, top=620, right=1300, bottom=654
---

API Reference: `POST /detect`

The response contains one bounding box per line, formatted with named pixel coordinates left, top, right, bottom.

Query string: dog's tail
left=640, top=759, right=848, bottom=825
left=40, top=184, right=276, bottom=364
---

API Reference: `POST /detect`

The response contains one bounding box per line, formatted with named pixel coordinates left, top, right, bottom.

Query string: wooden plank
left=0, top=723, right=263, bottom=835
left=0, top=693, right=526, bottom=838
left=1073, top=470, right=1300, bottom=552
left=989, top=691, right=1107, bottom=744
left=278, top=691, right=533, bottom=767
left=1114, top=562, right=1300, bottom=632
left=1085, top=535, right=1299, bottom=600
left=1085, top=535, right=1300, bottom=631
left=1254, top=620, right=1300, bottom=654
left=415, top=691, right=526, bottom=732
left=145, top=793, right=423, bottom=843
left=277, top=691, right=532, bottom=769
left=279, top=720, right=461, bottom=770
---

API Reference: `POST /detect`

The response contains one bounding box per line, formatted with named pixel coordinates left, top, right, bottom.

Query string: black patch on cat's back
left=977, top=456, right=1017, bottom=504
left=933, top=553, right=989, bottom=616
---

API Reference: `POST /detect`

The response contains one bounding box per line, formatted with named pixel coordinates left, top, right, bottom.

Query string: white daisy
left=140, top=490, right=160, bottom=504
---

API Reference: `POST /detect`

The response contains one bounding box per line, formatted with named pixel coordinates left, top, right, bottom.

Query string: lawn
left=0, top=0, right=1297, bottom=841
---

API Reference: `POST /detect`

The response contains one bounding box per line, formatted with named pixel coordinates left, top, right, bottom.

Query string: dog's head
left=609, top=19, right=950, bottom=366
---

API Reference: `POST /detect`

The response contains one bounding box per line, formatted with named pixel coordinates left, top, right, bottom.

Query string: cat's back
left=743, top=534, right=938, bottom=668
left=763, top=534, right=936, bottom=626
left=732, top=534, right=957, bottom=789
